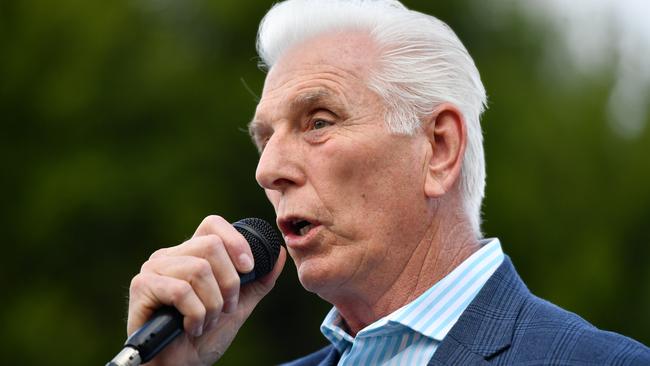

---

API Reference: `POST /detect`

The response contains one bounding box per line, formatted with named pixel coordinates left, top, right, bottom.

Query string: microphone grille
left=233, top=218, right=283, bottom=279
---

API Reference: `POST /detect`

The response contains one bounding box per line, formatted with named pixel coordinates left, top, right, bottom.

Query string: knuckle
left=186, top=303, right=207, bottom=324
left=220, top=276, right=240, bottom=297
left=169, top=281, right=193, bottom=303
left=206, top=294, right=224, bottom=315
left=149, top=248, right=168, bottom=260
left=194, top=305, right=207, bottom=322
left=202, top=235, right=225, bottom=257
left=140, top=259, right=156, bottom=273
left=202, top=215, right=227, bottom=228
left=217, top=278, right=240, bottom=310
left=129, top=273, right=148, bottom=295
left=188, top=258, right=212, bottom=280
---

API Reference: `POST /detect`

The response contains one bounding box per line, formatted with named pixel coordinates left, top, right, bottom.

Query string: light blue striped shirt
left=320, top=239, right=504, bottom=365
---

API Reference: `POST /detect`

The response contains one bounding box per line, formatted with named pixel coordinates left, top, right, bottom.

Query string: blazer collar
left=430, top=256, right=529, bottom=364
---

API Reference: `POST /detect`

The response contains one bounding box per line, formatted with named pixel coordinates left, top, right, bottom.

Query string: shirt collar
left=321, top=238, right=504, bottom=348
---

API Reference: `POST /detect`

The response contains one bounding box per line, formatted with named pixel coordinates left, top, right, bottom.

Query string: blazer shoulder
left=442, top=256, right=650, bottom=365
left=509, top=290, right=650, bottom=365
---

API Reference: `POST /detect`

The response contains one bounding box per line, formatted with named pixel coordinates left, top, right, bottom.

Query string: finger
left=149, top=235, right=242, bottom=313
left=128, top=272, right=206, bottom=338
left=141, top=256, right=225, bottom=325
left=192, top=215, right=254, bottom=274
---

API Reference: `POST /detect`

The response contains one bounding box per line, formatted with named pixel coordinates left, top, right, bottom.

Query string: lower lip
left=284, top=225, right=322, bottom=249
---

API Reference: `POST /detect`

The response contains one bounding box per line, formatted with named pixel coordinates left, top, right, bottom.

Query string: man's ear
left=423, top=103, right=466, bottom=198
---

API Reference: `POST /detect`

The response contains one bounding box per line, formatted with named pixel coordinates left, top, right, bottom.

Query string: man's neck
left=326, top=216, right=481, bottom=336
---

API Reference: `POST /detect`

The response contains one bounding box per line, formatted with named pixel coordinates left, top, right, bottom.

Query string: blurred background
left=1, top=0, right=648, bottom=364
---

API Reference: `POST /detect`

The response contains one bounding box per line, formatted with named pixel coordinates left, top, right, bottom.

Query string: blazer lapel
left=429, top=256, right=529, bottom=365
left=317, top=347, right=340, bottom=366
left=428, top=336, right=490, bottom=365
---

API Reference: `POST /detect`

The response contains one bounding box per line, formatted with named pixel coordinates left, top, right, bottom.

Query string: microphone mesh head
left=233, top=218, right=283, bottom=279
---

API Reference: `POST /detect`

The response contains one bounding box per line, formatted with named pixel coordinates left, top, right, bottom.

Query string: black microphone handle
left=106, top=218, right=282, bottom=366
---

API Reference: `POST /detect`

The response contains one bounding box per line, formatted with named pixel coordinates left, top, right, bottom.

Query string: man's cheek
left=264, top=189, right=281, bottom=210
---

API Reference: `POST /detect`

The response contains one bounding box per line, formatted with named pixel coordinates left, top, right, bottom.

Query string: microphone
left=107, top=218, right=283, bottom=366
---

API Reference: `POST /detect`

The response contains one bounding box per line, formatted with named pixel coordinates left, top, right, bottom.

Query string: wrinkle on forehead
left=249, top=31, right=381, bottom=147
left=264, top=30, right=379, bottom=91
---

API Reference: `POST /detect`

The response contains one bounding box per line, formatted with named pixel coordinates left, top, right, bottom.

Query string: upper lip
left=277, top=215, right=321, bottom=237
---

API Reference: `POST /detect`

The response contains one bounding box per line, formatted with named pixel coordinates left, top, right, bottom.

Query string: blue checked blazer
left=281, top=256, right=650, bottom=365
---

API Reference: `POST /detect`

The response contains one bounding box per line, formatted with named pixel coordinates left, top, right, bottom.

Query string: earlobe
left=422, top=104, right=466, bottom=198
left=424, top=174, right=447, bottom=198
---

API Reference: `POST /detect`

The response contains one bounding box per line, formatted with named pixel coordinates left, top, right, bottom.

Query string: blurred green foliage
left=1, top=0, right=648, bottom=364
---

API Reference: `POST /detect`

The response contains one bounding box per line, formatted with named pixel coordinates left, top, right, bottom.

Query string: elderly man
left=126, top=0, right=650, bottom=365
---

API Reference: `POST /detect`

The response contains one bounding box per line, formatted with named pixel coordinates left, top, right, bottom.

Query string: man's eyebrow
left=247, top=119, right=269, bottom=141
left=289, top=89, right=336, bottom=110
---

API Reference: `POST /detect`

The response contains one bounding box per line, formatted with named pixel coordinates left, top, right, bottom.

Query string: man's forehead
left=251, top=31, right=377, bottom=134
left=260, top=31, right=376, bottom=96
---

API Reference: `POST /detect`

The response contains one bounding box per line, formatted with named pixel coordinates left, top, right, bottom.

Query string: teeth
left=298, top=223, right=312, bottom=236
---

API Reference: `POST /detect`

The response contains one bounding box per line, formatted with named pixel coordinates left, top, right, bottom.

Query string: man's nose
left=255, top=132, right=304, bottom=192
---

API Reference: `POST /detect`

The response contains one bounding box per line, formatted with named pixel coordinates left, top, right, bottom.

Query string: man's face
left=251, top=32, right=433, bottom=300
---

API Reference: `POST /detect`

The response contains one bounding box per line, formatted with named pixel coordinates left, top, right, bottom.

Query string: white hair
left=256, top=0, right=488, bottom=238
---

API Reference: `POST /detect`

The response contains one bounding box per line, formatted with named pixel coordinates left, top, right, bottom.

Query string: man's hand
left=127, top=215, right=286, bottom=366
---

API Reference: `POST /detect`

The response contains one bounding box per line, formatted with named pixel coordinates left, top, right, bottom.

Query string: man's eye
left=312, top=119, right=331, bottom=130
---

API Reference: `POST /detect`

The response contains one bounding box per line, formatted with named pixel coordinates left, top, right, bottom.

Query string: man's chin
left=295, top=260, right=341, bottom=294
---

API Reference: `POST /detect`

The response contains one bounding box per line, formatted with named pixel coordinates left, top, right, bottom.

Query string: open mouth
left=280, top=217, right=319, bottom=237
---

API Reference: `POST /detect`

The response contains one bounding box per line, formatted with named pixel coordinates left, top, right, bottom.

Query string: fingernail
left=225, top=298, right=238, bottom=313
left=238, top=253, right=253, bottom=272
left=207, top=317, right=220, bottom=331
left=193, top=324, right=203, bottom=338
